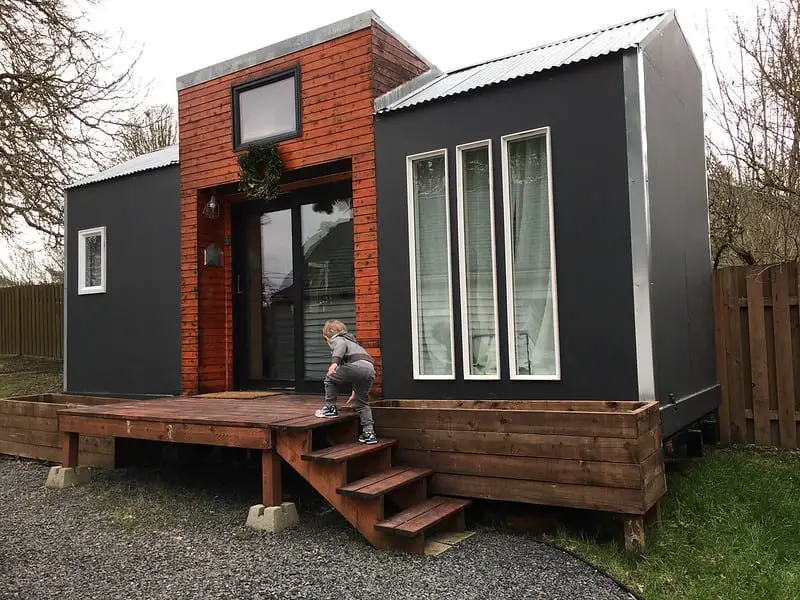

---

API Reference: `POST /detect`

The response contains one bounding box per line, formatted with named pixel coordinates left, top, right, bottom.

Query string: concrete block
left=246, top=502, right=299, bottom=533
left=45, top=466, right=91, bottom=489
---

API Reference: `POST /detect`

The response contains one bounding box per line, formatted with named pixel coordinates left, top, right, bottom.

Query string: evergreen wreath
left=237, top=143, right=284, bottom=201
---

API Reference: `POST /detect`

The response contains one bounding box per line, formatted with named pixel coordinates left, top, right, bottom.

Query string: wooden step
left=271, top=412, right=358, bottom=431
left=375, top=496, right=471, bottom=538
left=337, top=466, right=434, bottom=499
left=301, top=439, right=397, bottom=464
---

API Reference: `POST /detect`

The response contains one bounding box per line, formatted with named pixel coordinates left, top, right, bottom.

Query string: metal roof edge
left=374, top=69, right=444, bottom=113
left=378, top=10, right=673, bottom=114
left=638, top=9, right=677, bottom=49
left=64, top=145, right=180, bottom=190
left=176, top=11, right=378, bottom=90
left=641, top=10, right=703, bottom=77
left=445, top=9, right=672, bottom=77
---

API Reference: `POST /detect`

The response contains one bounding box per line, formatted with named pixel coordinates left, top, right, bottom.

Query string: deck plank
left=375, top=497, right=471, bottom=537
left=302, top=439, right=396, bottom=464
left=56, top=395, right=324, bottom=428
left=338, top=467, right=433, bottom=499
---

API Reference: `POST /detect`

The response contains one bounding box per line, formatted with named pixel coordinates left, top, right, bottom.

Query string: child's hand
left=327, top=363, right=338, bottom=376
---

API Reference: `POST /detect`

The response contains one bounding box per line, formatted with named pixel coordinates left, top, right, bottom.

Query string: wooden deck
left=55, top=393, right=471, bottom=553
left=56, top=394, right=356, bottom=505
left=50, top=394, right=665, bottom=552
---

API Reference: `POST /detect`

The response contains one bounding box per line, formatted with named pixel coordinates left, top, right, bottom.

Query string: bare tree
left=0, top=0, right=140, bottom=245
left=0, top=241, right=63, bottom=285
left=706, top=0, right=800, bottom=267
left=115, top=104, right=177, bottom=161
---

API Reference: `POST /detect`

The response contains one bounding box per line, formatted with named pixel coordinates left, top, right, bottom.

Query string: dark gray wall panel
left=65, top=166, right=181, bottom=397
left=641, top=20, right=719, bottom=436
left=375, top=56, right=639, bottom=400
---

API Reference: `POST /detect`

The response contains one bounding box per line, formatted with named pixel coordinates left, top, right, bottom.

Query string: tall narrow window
left=407, top=150, right=455, bottom=379
left=456, top=141, right=500, bottom=379
left=502, top=128, right=560, bottom=379
left=78, top=226, right=106, bottom=295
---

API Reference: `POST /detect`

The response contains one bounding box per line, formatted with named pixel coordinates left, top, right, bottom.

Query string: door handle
left=236, top=274, right=242, bottom=295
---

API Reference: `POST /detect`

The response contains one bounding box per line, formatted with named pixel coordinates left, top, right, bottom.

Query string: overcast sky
left=91, top=0, right=757, bottom=109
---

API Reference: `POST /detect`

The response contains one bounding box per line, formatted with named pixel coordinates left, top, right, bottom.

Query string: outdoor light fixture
left=202, top=190, right=220, bottom=219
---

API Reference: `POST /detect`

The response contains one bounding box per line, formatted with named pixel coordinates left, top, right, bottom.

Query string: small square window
left=232, top=67, right=301, bottom=150
left=78, top=226, right=106, bottom=295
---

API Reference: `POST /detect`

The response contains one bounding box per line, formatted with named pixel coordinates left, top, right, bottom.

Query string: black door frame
left=231, top=179, right=353, bottom=392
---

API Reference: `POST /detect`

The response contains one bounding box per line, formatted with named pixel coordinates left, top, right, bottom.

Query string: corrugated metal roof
left=65, top=145, right=179, bottom=190
left=376, top=11, right=672, bottom=113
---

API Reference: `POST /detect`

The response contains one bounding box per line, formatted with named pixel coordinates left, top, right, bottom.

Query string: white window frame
left=77, top=226, right=106, bottom=295
left=456, top=140, right=501, bottom=380
left=406, top=148, right=456, bottom=380
left=501, top=127, right=561, bottom=380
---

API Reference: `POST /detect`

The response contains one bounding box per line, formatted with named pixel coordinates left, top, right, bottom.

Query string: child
left=315, top=319, right=377, bottom=444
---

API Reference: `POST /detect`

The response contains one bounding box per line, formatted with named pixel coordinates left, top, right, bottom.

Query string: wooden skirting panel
left=373, top=399, right=665, bottom=515
left=0, top=394, right=125, bottom=468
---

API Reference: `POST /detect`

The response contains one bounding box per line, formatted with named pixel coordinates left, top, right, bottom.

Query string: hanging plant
left=237, top=142, right=284, bottom=201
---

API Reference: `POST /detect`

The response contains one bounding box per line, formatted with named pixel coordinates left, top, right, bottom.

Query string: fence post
left=14, top=284, right=21, bottom=356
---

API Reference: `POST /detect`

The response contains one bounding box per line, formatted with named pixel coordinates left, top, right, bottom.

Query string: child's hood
left=331, top=332, right=358, bottom=344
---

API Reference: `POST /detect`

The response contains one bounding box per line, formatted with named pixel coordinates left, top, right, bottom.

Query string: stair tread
left=337, top=466, right=434, bottom=499
left=271, top=412, right=358, bottom=431
left=301, top=439, right=397, bottom=464
left=375, top=496, right=471, bottom=538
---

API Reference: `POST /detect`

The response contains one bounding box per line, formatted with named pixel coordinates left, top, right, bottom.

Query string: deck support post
left=45, top=432, right=91, bottom=489
left=261, top=448, right=282, bottom=507
left=62, top=432, right=79, bottom=467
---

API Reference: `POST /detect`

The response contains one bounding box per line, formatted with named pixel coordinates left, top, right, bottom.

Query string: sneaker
left=358, top=430, right=378, bottom=444
left=314, top=405, right=338, bottom=418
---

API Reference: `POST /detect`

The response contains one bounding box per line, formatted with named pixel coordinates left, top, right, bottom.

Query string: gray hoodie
left=329, top=332, right=373, bottom=366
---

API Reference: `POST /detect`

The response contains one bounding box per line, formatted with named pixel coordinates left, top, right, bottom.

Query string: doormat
left=195, top=391, right=282, bottom=399
left=423, top=531, right=476, bottom=556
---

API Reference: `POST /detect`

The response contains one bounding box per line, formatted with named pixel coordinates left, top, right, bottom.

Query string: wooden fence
left=0, top=284, right=63, bottom=360
left=714, top=262, right=800, bottom=448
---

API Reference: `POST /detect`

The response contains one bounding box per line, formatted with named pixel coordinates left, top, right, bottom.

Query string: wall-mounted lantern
left=202, top=190, right=220, bottom=219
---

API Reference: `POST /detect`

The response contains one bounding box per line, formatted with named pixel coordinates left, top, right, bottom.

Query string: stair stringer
left=274, top=429, right=424, bottom=553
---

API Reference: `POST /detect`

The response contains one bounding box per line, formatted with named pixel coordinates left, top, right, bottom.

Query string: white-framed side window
left=456, top=140, right=500, bottom=380
left=501, top=127, right=561, bottom=380
left=407, top=149, right=456, bottom=380
left=78, top=226, right=106, bottom=295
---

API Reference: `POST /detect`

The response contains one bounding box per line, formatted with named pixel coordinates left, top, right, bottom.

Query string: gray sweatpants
left=324, top=360, right=375, bottom=432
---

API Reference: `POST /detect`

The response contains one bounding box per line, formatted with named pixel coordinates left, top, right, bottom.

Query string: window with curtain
left=408, top=151, right=455, bottom=379
left=502, top=129, right=560, bottom=379
left=457, top=143, right=499, bottom=378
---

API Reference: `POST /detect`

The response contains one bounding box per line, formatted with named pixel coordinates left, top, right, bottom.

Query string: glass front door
left=234, top=182, right=355, bottom=390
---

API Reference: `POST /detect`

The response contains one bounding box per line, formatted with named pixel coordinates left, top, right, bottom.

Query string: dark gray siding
left=641, top=20, right=719, bottom=436
left=65, top=166, right=181, bottom=397
left=375, top=56, right=639, bottom=400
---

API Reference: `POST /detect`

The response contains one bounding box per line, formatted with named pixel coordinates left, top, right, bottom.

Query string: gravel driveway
left=0, top=456, right=634, bottom=600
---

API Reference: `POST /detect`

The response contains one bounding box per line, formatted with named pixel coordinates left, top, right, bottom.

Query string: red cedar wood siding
left=178, top=24, right=428, bottom=395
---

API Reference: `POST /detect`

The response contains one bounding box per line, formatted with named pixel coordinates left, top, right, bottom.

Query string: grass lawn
left=0, top=355, right=62, bottom=398
left=555, top=448, right=800, bottom=600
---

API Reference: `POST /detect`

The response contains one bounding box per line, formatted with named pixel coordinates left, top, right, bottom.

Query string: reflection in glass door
left=245, top=208, right=295, bottom=382
left=301, top=199, right=355, bottom=380
left=236, top=185, right=355, bottom=389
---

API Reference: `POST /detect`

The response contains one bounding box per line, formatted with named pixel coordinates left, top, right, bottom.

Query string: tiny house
left=57, top=9, right=718, bottom=541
